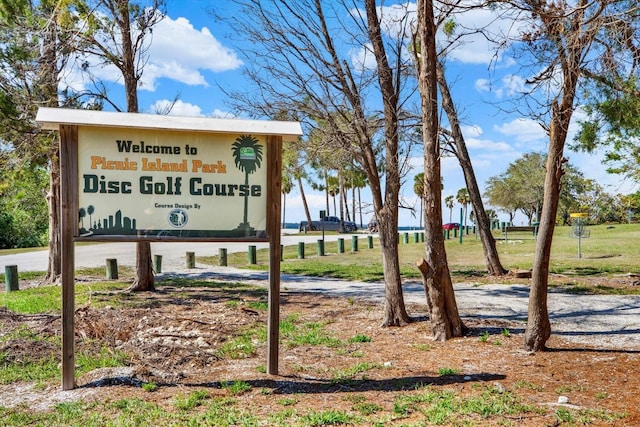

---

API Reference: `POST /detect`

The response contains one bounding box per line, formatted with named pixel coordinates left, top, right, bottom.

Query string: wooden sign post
left=36, top=108, right=302, bottom=390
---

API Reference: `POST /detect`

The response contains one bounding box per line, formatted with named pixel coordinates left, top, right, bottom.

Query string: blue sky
left=68, top=0, right=637, bottom=227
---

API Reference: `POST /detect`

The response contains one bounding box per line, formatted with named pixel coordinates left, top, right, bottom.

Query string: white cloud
left=493, top=118, right=546, bottom=145
left=151, top=16, right=243, bottom=74
left=475, top=78, right=491, bottom=92
left=63, top=15, right=243, bottom=93
left=500, top=74, right=527, bottom=97
left=461, top=124, right=483, bottom=138
left=211, top=109, right=236, bottom=118
left=479, top=74, right=528, bottom=98
left=141, top=15, right=243, bottom=90
left=465, top=137, right=513, bottom=151
left=379, top=2, right=417, bottom=44
left=149, top=100, right=236, bottom=118
left=350, top=43, right=378, bottom=72
left=151, top=99, right=203, bottom=116
left=439, top=4, right=524, bottom=66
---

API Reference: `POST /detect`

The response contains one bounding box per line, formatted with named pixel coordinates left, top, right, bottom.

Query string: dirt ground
left=1, top=274, right=639, bottom=426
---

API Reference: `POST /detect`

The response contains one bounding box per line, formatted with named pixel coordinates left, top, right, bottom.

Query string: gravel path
left=160, top=264, right=640, bottom=351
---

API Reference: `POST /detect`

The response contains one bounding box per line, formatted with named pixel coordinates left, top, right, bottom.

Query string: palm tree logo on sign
left=231, top=134, right=263, bottom=235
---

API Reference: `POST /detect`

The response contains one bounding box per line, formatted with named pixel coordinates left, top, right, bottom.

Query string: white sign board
left=78, top=127, right=267, bottom=238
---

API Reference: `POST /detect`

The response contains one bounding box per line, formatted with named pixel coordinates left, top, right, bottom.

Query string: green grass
left=331, top=362, right=380, bottom=384
left=0, top=281, right=128, bottom=314
left=280, top=317, right=344, bottom=348
left=4, top=224, right=638, bottom=289
left=215, top=324, right=266, bottom=359
left=222, top=380, right=252, bottom=396
left=0, top=385, right=624, bottom=427
left=349, top=334, right=372, bottom=343
left=0, top=322, right=128, bottom=385
left=0, top=246, right=48, bottom=256
left=197, top=223, right=640, bottom=285
left=393, top=385, right=543, bottom=423
left=299, top=409, right=359, bottom=426
left=141, top=381, right=158, bottom=392
left=174, top=389, right=209, bottom=410
left=437, top=367, right=459, bottom=376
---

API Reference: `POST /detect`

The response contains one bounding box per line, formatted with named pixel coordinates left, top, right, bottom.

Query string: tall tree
left=221, top=0, right=418, bottom=326
left=0, top=163, right=49, bottom=248
left=326, top=175, right=339, bottom=216
left=281, top=144, right=295, bottom=226
left=484, top=175, right=519, bottom=224
left=495, top=0, right=640, bottom=351
left=437, top=56, right=506, bottom=275
left=413, top=0, right=465, bottom=340
left=364, top=0, right=412, bottom=325
left=414, top=173, right=425, bottom=228
left=574, top=76, right=640, bottom=184
left=71, top=0, right=166, bottom=291
left=484, top=153, right=543, bottom=224
left=0, top=0, right=80, bottom=282
left=346, top=166, right=368, bottom=227
left=456, top=188, right=470, bottom=228
left=307, top=113, right=355, bottom=231
left=444, top=195, right=454, bottom=223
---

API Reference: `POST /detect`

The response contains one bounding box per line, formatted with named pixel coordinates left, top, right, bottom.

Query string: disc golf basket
left=569, top=213, right=590, bottom=258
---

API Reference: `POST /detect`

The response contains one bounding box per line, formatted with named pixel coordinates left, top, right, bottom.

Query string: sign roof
left=36, top=107, right=303, bottom=139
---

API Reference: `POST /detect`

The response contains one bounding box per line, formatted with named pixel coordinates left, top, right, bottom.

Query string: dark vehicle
left=442, top=222, right=460, bottom=230
left=299, top=216, right=358, bottom=233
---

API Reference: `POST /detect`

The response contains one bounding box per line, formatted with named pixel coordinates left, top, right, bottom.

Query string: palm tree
left=470, top=208, right=498, bottom=225
left=326, top=175, right=339, bottom=216
left=348, top=167, right=368, bottom=227
left=281, top=173, right=293, bottom=226
left=87, top=205, right=95, bottom=230
left=231, top=135, right=264, bottom=228
left=445, top=195, right=454, bottom=223
left=456, top=188, right=471, bottom=228
left=79, top=207, right=86, bottom=231
left=413, top=173, right=425, bottom=228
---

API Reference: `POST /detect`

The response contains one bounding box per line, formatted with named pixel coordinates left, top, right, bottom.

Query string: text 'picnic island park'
left=78, top=134, right=266, bottom=239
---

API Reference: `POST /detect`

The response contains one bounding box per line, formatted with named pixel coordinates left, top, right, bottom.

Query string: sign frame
left=37, top=108, right=302, bottom=390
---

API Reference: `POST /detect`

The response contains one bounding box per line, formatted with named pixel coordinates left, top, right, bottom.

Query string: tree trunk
left=351, top=184, right=356, bottom=226
left=298, top=175, right=315, bottom=231
left=44, top=144, right=61, bottom=283
left=416, top=258, right=465, bottom=340
left=332, top=194, right=337, bottom=217
left=415, top=0, right=464, bottom=340
left=118, top=0, right=153, bottom=290
left=129, top=241, right=155, bottom=291
left=119, top=1, right=139, bottom=115
left=364, top=0, right=410, bottom=327
left=324, top=169, right=330, bottom=216
left=340, top=173, right=350, bottom=223
left=436, top=61, right=507, bottom=276
left=41, top=3, right=62, bottom=284
left=282, top=191, right=286, bottom=225
left=358, top=187, right=363, bottom=228
left=524, top=100, right=570, bottom=351
left=379, top=205, right=409, bottom=326
left=338, top=172, right=346, bottom=231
